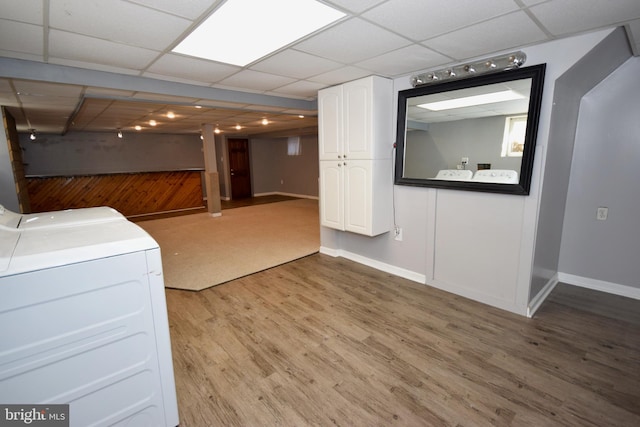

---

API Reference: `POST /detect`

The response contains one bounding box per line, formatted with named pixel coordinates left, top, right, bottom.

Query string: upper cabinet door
left=343, top=79, right=371, bottom=159
left=319, top=76, right=393, bottom=161
left=318, top=85, right=343, bottom=160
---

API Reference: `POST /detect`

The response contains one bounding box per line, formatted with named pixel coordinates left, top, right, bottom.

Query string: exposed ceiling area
left=1, top=0, right=639, bottom=137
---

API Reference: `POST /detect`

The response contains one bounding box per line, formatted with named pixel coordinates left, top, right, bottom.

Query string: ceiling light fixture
left=117, top=129, right=123, bottom=138
left=261, top=118, right=269, bottom=125
left=214, top=126, right=221, bottom=134
left=149, top=120, right=157, bottom=126
left=235, top=125, right=242, bottom=130
left=29, top=129, right=36, bottom=141
left=135, top=125, right=142, bottom=131
left=410, top=51, right=526, bottom=87
left=172, top=0, right=345, bottom=67
left=167, top=112, right=175, bottom=119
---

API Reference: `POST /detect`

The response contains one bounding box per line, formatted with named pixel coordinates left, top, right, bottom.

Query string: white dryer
left=0, top=213, right=179, bottom=427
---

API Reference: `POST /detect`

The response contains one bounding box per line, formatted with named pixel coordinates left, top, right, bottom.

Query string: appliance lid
left=18, top=206, right=126, bottom=230
left=2, top=220, right=159, bottom=277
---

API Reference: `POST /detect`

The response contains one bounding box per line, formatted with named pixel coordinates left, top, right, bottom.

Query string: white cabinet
left=319, top=76, right=393, bottom=236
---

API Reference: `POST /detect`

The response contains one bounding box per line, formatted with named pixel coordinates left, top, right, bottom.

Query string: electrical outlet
left=394, top=227, right=403, bottom=241
left=596, top=207, right=608, bottom=221
left=461, top=157, right=469, bottom=164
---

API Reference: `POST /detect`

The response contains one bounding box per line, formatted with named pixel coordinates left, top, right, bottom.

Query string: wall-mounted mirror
left=395, top=64, right=546, bottom=195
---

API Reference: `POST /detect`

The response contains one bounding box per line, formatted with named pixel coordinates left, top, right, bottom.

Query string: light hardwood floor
left=165, top=254, right=640, bottom=426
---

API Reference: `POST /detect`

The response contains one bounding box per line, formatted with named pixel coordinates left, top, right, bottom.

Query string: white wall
left=559, top=56, right=640, bottom=296
left=321, top=29, right=615, bottom=316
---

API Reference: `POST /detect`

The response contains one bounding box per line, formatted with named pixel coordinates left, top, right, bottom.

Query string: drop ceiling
left=0, top=0, right=639, bottom=136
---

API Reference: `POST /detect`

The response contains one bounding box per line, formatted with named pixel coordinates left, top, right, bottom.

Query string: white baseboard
left=558, top=272, right=640, bottom=300
left=527, top=275, right=559, bottom=318
left=253, top=191, right=318, bottom=200
left=319, top=246, right=426, bottom=284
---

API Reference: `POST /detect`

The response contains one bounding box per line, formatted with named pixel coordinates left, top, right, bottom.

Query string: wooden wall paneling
left=26, top=171, right=204, bottom=217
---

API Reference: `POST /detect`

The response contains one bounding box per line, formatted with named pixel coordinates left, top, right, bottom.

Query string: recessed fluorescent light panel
left=418, top=90, right=525, bottom=111
left=173, top=0, right=345, bottom=66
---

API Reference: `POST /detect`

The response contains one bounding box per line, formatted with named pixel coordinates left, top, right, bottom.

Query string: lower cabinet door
left=343, top=160, right=371, bottom=235
left=319, top=161, right=344, bottom=230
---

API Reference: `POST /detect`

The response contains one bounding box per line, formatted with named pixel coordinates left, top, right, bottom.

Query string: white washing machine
left=0, top=212, right=179, bottom=427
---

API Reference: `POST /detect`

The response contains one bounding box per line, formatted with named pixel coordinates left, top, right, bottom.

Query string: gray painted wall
left=20, top=131, right=204, bottom=176
left=559, top=56, right=640, bottom=289
left=251, top=135, right=319, bottom=197
left=530, top=27, right=633, bottom=299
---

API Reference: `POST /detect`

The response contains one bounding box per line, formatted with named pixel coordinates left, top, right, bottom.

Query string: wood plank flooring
left=165, top=254, right=640, bottom=426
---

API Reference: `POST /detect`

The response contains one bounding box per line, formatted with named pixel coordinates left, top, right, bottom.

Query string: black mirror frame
left=394, top=63, right=546, bottom=195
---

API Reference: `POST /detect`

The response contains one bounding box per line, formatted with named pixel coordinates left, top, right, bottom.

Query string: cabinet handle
left=344, top=154, right=347, bottom=158
left=338, top=155, right=342, bottom=159
left=338, top=163, right=342, bottom=167
left=344, top=162, right=347, bottom=166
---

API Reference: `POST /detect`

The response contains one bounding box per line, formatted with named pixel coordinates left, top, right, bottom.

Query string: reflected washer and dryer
left=0, top=208, right=179, bottom=427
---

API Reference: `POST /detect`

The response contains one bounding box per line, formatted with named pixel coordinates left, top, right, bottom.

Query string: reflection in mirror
left=395, top=64, right=546, bottom=195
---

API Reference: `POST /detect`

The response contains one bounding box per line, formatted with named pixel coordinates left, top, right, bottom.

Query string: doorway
left=228, top=138, right=251, bottom=199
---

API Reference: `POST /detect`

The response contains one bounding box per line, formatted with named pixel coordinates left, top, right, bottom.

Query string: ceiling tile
left=49, top=0, right=192, bottom=50
left=128, top=0, right=221, bottom=20
left=146, top=54, right=239, bottom=83
left=268, top=80, right=326, bottom=99
left=0, top=78, right=13, bottom=92
left=529, top=0, right=640, bottom=36
left=518, top=0, right=548, bottom=5
left=323, top=0, right=387, bottom=14
left=356, top=44, right=452, bottom=77
left=49, top=30, right=159, bottom=70
left=218, top=70, right=296, bottom=92
left=425, top=11, right=547, bottom=60
left=0, top=20, right=43, bottom=56
left=250, top=50, right=342, bottom=79
left=307, top=66, right=373, bottom=85
left=294, top=17, right=411, bottom=63
left=0, top=0, right=43, bottom=24
left=363, top=0, right=519, bottom=41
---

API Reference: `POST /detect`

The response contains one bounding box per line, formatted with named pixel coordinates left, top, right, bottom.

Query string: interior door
left=228, top=138, right=251, bottom=199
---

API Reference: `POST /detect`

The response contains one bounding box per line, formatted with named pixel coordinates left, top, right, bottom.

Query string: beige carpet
left=137, top=199, right=320, bottom=291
